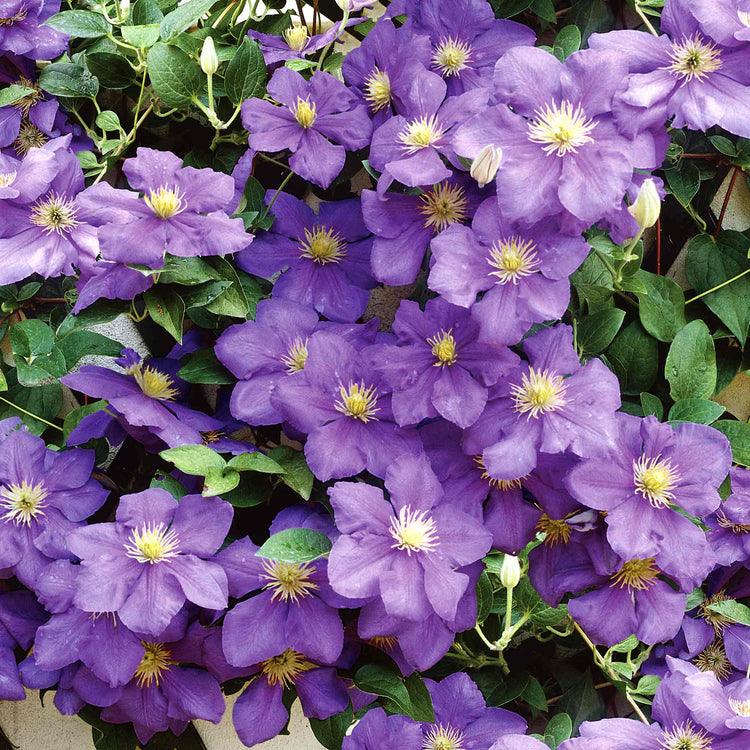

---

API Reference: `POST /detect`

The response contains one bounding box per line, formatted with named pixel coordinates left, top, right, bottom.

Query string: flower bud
left=200, top=37, right=219, bottom=77
left=119, top=0, right=130, bottom=19
left=470, top=144, right=502, bottom=188
left=499, top=554, right=521, bottom=589
left=283, top=24, right=309, bottom=52
left=627, top=178, right=661, bottom=228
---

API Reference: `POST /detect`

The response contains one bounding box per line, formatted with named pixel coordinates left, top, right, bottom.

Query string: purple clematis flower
left=368, top=297, right=519, bottom=428
left=0, top=0, right=67, bottom=60
left=0, top=590, right=47, bottom=700
left=467, top=325, right=621, bottom=481
left=72, top=259, right=154, bottom=313
left=369, top=65, right=488, bottom=194
left=453, top=47, right=664, bottom=229
left=68, top=488, right=232, bottom=636
left=327, top=453, right=492, bottom=622
left=565, top=413, right=731, bottom=591
left=706, top=466, right=750, bottom=566
left=0, top=428, right=107, bottom=588
left=241, top=67, right=372, bottom=189
left=0, top=136, right=98, bottom=285
left=271, top=331, right=420, bottom=480
left=589, top=0, right=750, bottom=139
left=405, top=0, right=536, bottom=96
left=235, top=191, right=376, bottom=323
left=77, top=147, right=251, bottom=269
left=0, top=144, right=56, bottom=201
left=429, top=197, right=589, bottom=345
left=343, top=706, right=424, bottom=749
left=690, top=0, right=750, bottom=48
left=361, top=173, right=486, bottom=286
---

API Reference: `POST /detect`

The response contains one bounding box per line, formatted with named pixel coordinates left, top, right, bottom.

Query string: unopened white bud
left=500, top=554, right=522, bottom=589
left=119, top=0, right=130, bottom=18
left=200, top=37, right=219, bottom=76
left=627, top=178, right=661, bottom=228
left=336, top=0, right=353, bottom=9
left=470, top=144, right=502, bottom=188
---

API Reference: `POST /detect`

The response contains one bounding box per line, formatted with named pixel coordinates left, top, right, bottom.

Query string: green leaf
left=476, top=570, right=494, bottom=624
left=568, top=0, right=614, bottom=42
left=178, top=349, right=234, bottom=384
left=605, top=321, right=659, bottom=395
left=132, top=0, right=164, bottom=24
left=86, top=53, right=136, bottom=90
left=712, top=420, right=750, bottom=466
left=531, top=602, right=569, bottom=627
left=203, top=466, right=240, bottom=495
left=158, top=255, right=221, bottom=285
left=57, top=330, right=123, bottom=368
left=707, top=599, right=750, bottom=626
left=95, top=110, right=122, bottom=132
left=224, top=37, right=266, bottom=105
left=144, top=286, right=185, bottom=342
left=257, top=528, right=332, bottom=564
left=490, top=0, right=533, bottom=17
left=38, top=62, right=99, bottom=99
left=710, top=135, right=737, bottom=157
left=553, top=25, right=581, bottom=61
left=0, top=84, right=36, bottom=107
left=226, top=451, right=284, bottom=474
left=149, top=472, right=187, bottom=500
left=179, top=280, right=232, bottom=309
left=204, top=258, right=250, bottom=318
left=159, top=0, right=216, bottom=41
left=121, top=24, right=161, bottom=48
left=608, top=634, right=639, bottom=653
left=576, top=308, right=625, bottom=354
left=636, top=270, right=687, bottom=342
left=665, top=162, right=700, bottom=206
left=309, top=706, right=353, bottom=750
left=10, top=319, right=55, bottom=358
left=531, top=0, right=557, bottom=22
left=668, top=398, right=725, bottom=424
left=522, top=676, right=549, bottom=714
left=268, top=446, right=314, bottom=500
left=147, top=42, right=202, bottom=108
left=56, top=300, right=128, bottom=336
left=221, top=473, right=272, bottom=507
left=685, top=232, right=750, bottom=346
left=46, top=10, right=111, bottom=38
left=556, top=670, right=604, bottom=731
left=544, top=713, right=573, bottom=748
left=571, top=252, right=615, bottom=313
left=489, top=671, right=530, bottom=706
left=353, top=665, right=434, bottom=722
left=640, top=392, right=663, bottom=420
left=0, top=370, right=7, bottom=393
left=665, top=320, right=717, bottom=400
left=403, top=673, right=436, bottom=723
left=633, top=675, right=661, bottom=696
left=0, top=377, right=62, bottom=436
left=160, top=444, right=226, bottom=475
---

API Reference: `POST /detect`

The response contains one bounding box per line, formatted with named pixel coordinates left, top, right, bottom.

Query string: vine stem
left=261, top=170, right=295, bottom=218
left=686, top=267, right=750, bottom=305
left=715, top=168, right=739, bottom=237
left=0, top=396, right=63, bottom=432
left=634, top=1, right=659, bottom=36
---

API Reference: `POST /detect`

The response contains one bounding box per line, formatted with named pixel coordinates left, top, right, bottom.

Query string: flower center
left=740, top=10, right=750, bottom=26
left=124, top=522, right=181, bottom=564
left=427, top=329, right=458, bottom=367
left=12, top=77, right=43, bottom=114
left=658, top=722, right=712, bottom=750
left=422, top=724, right=466, bottom=750
left=299, top=225, right=347, bottom=264
left=0, top=171, right=17, bottom=188
left=261, top=649, right=314, bottom=688
left=419, top=183, right=468, bottom=232
left=293, top=97, right=317, bottom=129
left=666, top=34, right=722, bottom=82
left=134, top=642, right=174, bottom=688
left=398, top=114, right=445, bottom=154
left=431, top=37, right=472, bottom=77
left=611, top=558, right=659, bottom=591
left=633, top=455, right=679, bottom=509
left=487, top=237, right=541, bottom=285
left=280, top=337, right=309, bottom=373
left=510, top=367, right=568, bottom=419
left=693, top=642, right=732, bottom=680
left=699, top=591, right=733, bottom=632
left=730, top=698, right=750, bottom=717
left=261, top=560, right=319, bottom=603
left=368, top=635, right=399, bottom=651
left=389, top=505, right=440, bottom=555
left=29, top=193, right=79, bottom=235
left=132, top=364, right=180, bottom=401
left=14, top=122, right=48, bottom=156
left=473, top=455, right=524, bottom=490
left=201, top=429, right=224, bottom=444
left=144, top=185, right=186, bottom=219
left=528, top=100, right=597, bottom=157
left=536, top=514, right=572, bottom=546
left=364, top=68, right=392, bottom=112
left=0, top=481, right=48, bottom=526
left=0, top=6, right=28, bottom=26
left=716, top=510, right=750, bottom=534
left=283, top=24, right=308, bottom=51
left=334, top=381, right=380, bottom=422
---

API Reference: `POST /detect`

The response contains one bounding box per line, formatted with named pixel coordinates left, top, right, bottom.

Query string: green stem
left=634, top=1, right=659, bottom=36
left=474, top=624, right=497, bottom=652
left=686, top=267, right=750, bottom=304
left=504, top=585, right=513, bottom=635
left=262, top=170, right=295, bottom=218
left=316, top=8, right=350, bottom=71
left=0, top=396, right=63, bottom=431
left=206, top=73, right=214, bottom=116
left=593, top=248, right=618, bottom=281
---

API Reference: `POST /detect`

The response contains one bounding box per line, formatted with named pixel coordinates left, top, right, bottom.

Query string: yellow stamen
left=739, top=10, right=750, bottom=26
left=0, top=6, right=28, bottom=25
left=261, top=649, right=314, bottom=688
left=693, top=641, right=732, bottom=680
left=419, top=183, right=468, bottom=232
left=13, top=122, right=48, bottom=156
left=124, top=522, right=181, bottom=564
left=0, top=172, right=17, bottom=188
left=29, top=193, right=79, bottom=235
left=299, top=225, right=346, bottom=264
left=368, top=636, right=398, bottom=651
left=334, top=381, right=380, bottom=422
left=280, top=337, right=309, bottom=373
left=12, top=77, right=43, bottom=114
left=699, top=591, right=733, bottom=632
left=473, top=456, right=525, bottom=491
left=632, top=455, right=679, bottom=509
left=610, top=558, right=659, bottom=591
left=201, top=429, right=224, bottom=444
left=134, top=642, right=174, bottom=688
left=730, top=698, right=750, bottom=717
left=536, top=514, right=572, bottom=546
left=528, top=100, right=596, bottom=157
left=0, top=481, right=48, bottom=526
left=666, top=34, right=722, bottom=82
left=364, top=68, right=392, bottom=112
left=487, top=237, right=541, bottom=285
left=716, top=510, right=750, bottom=534
left=293, top=97, right=317, bottom=129
left=422, top=723, right=466, bottom=750
left=398, top=114, right=445, bottom=154
left=283, top=24, right=308, bottom=52
left=431, top=37, right=472, bottom=77
left=389, top=505, right=439, bottom=555
left=261, top=560, right=319, bottom=603
left=144, top=185, right=186, bottom=219
left=658, top=721, right=712, bottom=750
left=510, top=367, right=567, bottom=419
left=132, top=364, right=180, bottom=401
left=427, top=329, right=458, bottom=367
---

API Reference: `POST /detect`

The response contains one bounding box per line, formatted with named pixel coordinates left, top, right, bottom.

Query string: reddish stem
left=715, top=168, right=739, bottom=238
left=656, top=216, right=662, bottom=275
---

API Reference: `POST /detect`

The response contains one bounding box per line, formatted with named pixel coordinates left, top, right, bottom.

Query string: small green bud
left=200, top=37, right=219, bottom=77
left=627, top=178, right=661, bottom=229
left=500, top=554, right=522, bottom=589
